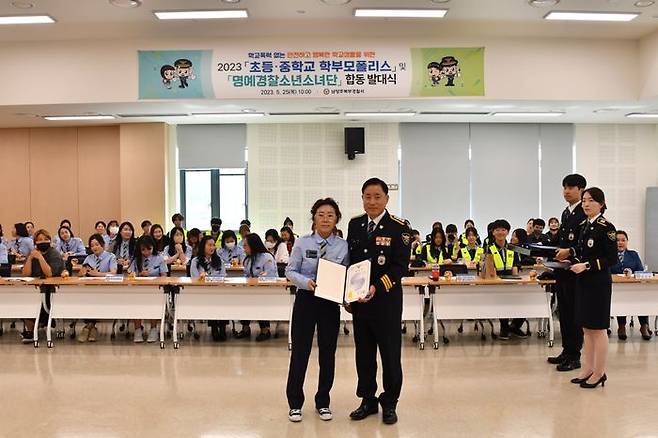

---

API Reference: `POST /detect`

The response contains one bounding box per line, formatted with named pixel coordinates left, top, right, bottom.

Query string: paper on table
left=5, top=277, right=35, bottom=282
left=345, top=260, right=371, bottom=303
left=315, top=259, right=347, bottom=304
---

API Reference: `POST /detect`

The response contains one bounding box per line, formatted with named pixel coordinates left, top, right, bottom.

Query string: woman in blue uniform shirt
left=235, top=233, right=277, bottom=342
left=94, top=221, right=111, bottom=249
left=285, top=198, right=349, bottom=423
left=191, top=235, right=229, bottom=342
left=10, top=223, right=34, bottom=259
left=112, top=221, right=136, bottom=274
left=78, top=233, right=118, bottom=342
left=128, top=235, right=168, bottom=344
left=107, top=220, right=120, bottom=249
left=0, top=237, right=8, bottom=265
left=150, top=224, right=169, bottom=255
left=163, top=226, right=192, bottom=266
left=55, top=226, right=87, bottom=258
left=217, top=230, right=245, bottom=265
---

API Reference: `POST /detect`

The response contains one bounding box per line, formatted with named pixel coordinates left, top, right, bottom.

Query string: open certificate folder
left=315, top=259, right=371, bottom=304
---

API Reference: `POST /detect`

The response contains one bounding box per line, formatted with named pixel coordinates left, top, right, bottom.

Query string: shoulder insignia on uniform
left=597, top=217, right=608, bottom=226
left=607, top=231, right=616, bottom=241
left=390, top=214, right=406, bottom=225
left=401, top=233, right=411, bottom=245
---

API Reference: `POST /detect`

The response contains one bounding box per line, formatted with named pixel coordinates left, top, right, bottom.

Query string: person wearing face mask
left=10, top=223, right=34, bottom=260
left=107, top=220, right=120, bottom=250
left=265, top=228, right=290, bottom=264
left=163, top=226, right=192, bottom=267
left=285, top=198, right=349, bottom=423
left=55, top=226, right=87, bottom=260
left=206, top=217, right=223, bottom=249
left=191, top=235, right=228, bottom=342
left=20, top=229, right=64, bottom=344
left=78, top=234, right=118, bottom=342
left=128, top=235, right=168, bottom=344
left=217, top=230, right=245, bottom=265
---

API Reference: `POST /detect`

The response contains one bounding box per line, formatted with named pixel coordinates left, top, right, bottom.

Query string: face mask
left=36, top=242, right=50, bottom=252
left=264, top=241, right=275, bottom=250
left=211, top=224, right=220, bottom=232
left=109, top=226, right=119, bottom=235
left=226, top=242, right=236, bottom=250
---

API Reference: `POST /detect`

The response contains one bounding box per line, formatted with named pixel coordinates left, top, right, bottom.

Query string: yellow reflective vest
left=489, top=244, right=515, bottom=271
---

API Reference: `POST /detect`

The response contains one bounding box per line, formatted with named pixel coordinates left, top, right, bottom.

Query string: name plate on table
left=258, top=277, right=284, bottom=283
left=132, top=277, right=157, bottom=281
left=454, top=275, right=477, bottom=282
left=204, top=276, right=226, bottom=283
left=4, top=277, right=35, bottom=282
left=634, top=272, right=654, bottom=280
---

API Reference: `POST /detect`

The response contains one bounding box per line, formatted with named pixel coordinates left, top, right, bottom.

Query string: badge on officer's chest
left=378, top=255, right=386, bottom=265
left=587, top=238, right=594, bottom=248
left=568, top=233, right=575, bottom=241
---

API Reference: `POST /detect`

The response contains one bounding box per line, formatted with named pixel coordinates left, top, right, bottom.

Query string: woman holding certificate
left=285, top=198, right=349, bottom=423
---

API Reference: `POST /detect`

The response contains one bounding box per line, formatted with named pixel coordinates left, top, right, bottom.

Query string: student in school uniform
left=236, top=233, right=277, bottom=341
left=187, top=228, right=202, bottom=259
left=163, top=226, right=192, bottom=267
left=55, top=226, right=87, bottom=259
left=458, top=227, right=484, bottom=265
left=150, top=224, right=169, bottom=256
left=10, top=223, right=34, bottom=259
left=20, top=229, right=64, bottom=343
left=106, top=220, right=120, bottom=250
left=445, top=224, right=460, bottom=260
left=488, top=220, right=527, bottom=340
left=459, top=219, right=480, bottom=248
left=25, top=221, right=35, bottom=240
left=545, top=217, right=560, bottom=246
left=78, top=233, right=118, bottom=342
left=128, top=235, right=168, bottom=343
left=0, top=236, right=8, bottom=265
left=238, top=223, right=251, bottom=249
left=217, top=230, right=245, bottom=265
left=141, top=220, right=152, bottom=237
left=52, top=219, right=73, bottom=247
left=112, top=221, right=137, bottom=274
left=94, top=221, right=110, bottom=249
left=419, top=227, right=452, bottom=266
left=191, top=235, right=229, bottom=342
left=281, top=226, right=296, bottom=255
left=0, top=224, right=7, bottom=246
left=265, top=228, right=290, bottom=263
left=171, top=213, right=186, bottom=236
left=285, top=198, right=349, bottom=423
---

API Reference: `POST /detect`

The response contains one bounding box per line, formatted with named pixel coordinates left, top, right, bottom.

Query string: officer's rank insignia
left=401, top=233, right=410, bottom=245
left=608, top=231, right=617, bottom=241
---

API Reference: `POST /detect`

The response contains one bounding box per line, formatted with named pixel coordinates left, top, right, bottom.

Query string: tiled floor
left=1, top=320, right=657, bottom=438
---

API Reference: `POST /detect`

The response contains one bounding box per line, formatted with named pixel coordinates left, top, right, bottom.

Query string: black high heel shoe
left=580, top=374, right=607, bottom=389
left=570, top=373, right=593, bottom=384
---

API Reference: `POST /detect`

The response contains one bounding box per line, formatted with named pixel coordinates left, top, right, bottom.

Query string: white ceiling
left=5, top=97, right=658, bottom=127
left=1, top=0, right=658, bottom=41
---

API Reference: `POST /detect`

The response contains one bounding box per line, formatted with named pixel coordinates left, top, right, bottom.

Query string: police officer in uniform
left=347, top=178, right=411, bottom=425
left=551, top=174, right=588, bottom=372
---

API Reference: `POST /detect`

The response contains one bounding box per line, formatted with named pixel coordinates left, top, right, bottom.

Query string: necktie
left=65, top=241, right=70, bottom=253
left=367, top=220, right=376, bottom=238
left=561, top=207, right=570, bottom=224
left=122, top=243, right=128, bottom=259
left=618, top=252, right=624, bottom=263
left=319, top=239, right=328, bottom=259
left=144, top=258, right=149, bottom=271
left=95, top=255, right=102, bottom=270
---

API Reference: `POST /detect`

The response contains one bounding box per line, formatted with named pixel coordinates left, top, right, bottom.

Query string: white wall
left=575, top=124, right=658, bottom=262
left=246, top=123, right=399, bottom=236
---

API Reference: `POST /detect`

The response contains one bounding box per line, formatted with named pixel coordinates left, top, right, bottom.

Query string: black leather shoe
left=349, top=403, right=378, bottom=421
left=235, top=327, right=251, bottom=339
left=556, top=359, right=581, bottom=372
left=382, top=408, right=398, bottom=425
left=547, top=352, right=566, bottom=364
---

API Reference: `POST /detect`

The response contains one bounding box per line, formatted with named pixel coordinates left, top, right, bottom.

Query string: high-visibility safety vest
left=205, top=230, right=224, bottom=248
left=460, top=232, right=469, bottom=246
left=424, top=244, right=445, bottom=264
left=489, top=244, right=515, bottom=271
left=461, top=246, right=484, bottom=263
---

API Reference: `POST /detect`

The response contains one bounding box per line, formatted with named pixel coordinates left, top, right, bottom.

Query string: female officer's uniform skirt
left=575, top=271, right=612, bottom=330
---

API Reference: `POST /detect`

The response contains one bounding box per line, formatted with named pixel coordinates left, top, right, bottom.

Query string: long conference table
left=0, top=274, right=656, bottom=351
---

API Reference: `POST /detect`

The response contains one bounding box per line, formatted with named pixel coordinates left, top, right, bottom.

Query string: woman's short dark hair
left=465, top=227, right=479, bottom=238
left=88, top=233, right=105, bottom=248
left=533, top=218, right=546, bottom=227
left=15, top=223, right=29, bottom=237
left=562, top=174, right=587, bottom=189
left=493, top=219, right=511, bottom=231
left=107, top=220, right=119, bottom=228
left=616, top=230, right=628, bottom=240
left=60, top=219, right=72, bottom=228
left=141, top=220, right=152, bottom=228
left=361, top=177, right=388, bottom=194
left=583, top=187, right=607, bottom=213
left=310, top=198, right=342, bottom=224
left=548, top=217, right=559, bottom=225
left=446, top=224, right=458, bottom=234
left=220, top=230, right=238, bottom=248
left=58, top=225, right=74, bottom=239
left=512, top=228, right=528, bottom=244
left=171, top=213, right=184, bottom=222
left=95, top=221, right=106, bottom=229
left=464, top=219, right=475, bottom=228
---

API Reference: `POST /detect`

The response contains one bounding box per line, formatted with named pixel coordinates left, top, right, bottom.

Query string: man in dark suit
left=551, top=174, right=588, bottom=372
left=346, top=177, right=411, bottom=425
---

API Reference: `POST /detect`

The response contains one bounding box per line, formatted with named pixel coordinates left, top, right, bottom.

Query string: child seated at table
left=191, top=236, right=228, bottom=342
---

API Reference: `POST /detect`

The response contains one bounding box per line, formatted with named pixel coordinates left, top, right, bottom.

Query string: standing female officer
left=285, top=198, right=349, bottom=423
left=568, top=187, right=617, bottom=389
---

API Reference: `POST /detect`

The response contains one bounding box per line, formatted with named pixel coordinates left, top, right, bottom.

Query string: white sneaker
left=146, top=327, right=159, bottom=343
left=288, top=409, right=302, bottom=422
left=133, top=327, right=144, bottom=343
left=317, top=408, right=332, bottom=421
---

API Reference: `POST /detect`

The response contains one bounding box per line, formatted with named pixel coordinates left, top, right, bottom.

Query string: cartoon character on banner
left=160, top=65, right=175, bottom=89
left=427, top=56, right=461, bottom=87
left=174, top=58, right=196, bottom=89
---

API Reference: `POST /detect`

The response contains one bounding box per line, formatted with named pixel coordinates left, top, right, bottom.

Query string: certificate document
left=315, top=259, right=371, bottom=304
